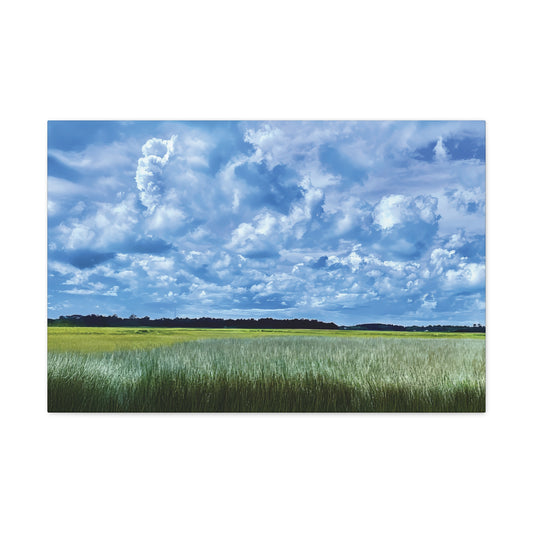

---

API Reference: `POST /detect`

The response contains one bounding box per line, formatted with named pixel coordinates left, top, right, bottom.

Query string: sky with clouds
left=48, top=121, right=485, bottom=325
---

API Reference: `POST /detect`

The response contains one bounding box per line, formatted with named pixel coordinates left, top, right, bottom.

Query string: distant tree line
left=344, top=323, right=486, bottom=333
left=47, top=314, right=338, bottom=330
left=47, top=314, right=485, bottom=332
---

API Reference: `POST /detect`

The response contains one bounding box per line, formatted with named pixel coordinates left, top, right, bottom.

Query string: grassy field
left=48, top=327, right=485, bottom=412
left=48, top=326, right=485, bottom=353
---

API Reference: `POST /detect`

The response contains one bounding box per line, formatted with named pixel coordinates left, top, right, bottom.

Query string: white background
left=1, top=1, right=532, bottom=531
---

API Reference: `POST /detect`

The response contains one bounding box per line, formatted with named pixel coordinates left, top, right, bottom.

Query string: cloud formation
left=135, top=136, right=176, bottom=213
left=48, top=121, right=486, bottom=325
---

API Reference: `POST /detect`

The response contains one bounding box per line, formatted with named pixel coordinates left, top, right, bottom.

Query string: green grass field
left=48, top=327, right=485, bottom=412
left=48, top=326, right=485, bottom=352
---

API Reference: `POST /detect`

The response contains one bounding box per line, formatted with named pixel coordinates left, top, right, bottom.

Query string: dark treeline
left=48, top=314, right=338, bottom=330
left=345, top=323, right=486, bottom=333
left=48, top=314, right=485, bottom=332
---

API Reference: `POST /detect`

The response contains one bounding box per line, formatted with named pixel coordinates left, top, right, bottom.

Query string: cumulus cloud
left=280, top=177, right=325, bottom=238
left=135, top=136, right=176, bottom=213
left=244, top=124, right=285, bottom=170
left=373, top=194, right=439, bottom=230
left=433, top=136, right=449, bottom=162
left=58, top=222, right=96, bottom=250
left=229, top=212, right=280, bottom=258
left=227, top=176, right=326, bottom=257
left=326, top=245, right=363, bottom=272
left=146, top=204, right=186, bottom=232
left=446, top=186, right=485, bottom=214
left=444, top=262, right=485, bottom=290
left=55, top=195, right=139, bottom=252
left=430, top=248, right=456, bottom=275
left=444, top=230, right=467, bottom=249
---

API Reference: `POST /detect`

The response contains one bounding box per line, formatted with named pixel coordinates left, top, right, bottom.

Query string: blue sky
left=48, top=121, right=485, bottom=325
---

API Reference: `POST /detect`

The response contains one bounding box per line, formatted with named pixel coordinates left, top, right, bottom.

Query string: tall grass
left=48, top=336, right=485, bottom=412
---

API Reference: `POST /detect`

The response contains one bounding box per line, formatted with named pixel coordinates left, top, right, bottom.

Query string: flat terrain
left=48, top=326, right=484, bottom=353
left=48, top=327, right=485, bottom=412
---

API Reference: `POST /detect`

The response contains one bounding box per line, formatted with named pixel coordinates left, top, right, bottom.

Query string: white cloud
left=327, top=245, right=363, bottom=272
left=147, top=205, right=186, bottom=232
left=93, top=197, right=139, bottom=248
left=446, top=186, right=485, bottom=214
left=229, top=211, right=280, bottom=256
left=280, top=177, right=324, bottom=238
left=244, top=124, right=285, bottom=170
left=213, top=252, right=231, bottom=271
left=132, top=255, right=175, bottom=277
left=59, top=222, right=96, bottom=250
left=373, top=194, right=439, bottom=230
left=445, top=230, right=467, bottom=249
left=48, top=260, right=79, bottom=276
left=230, top=222, right=257, bottom=249
left=104, top=286, right=119, bottom=296
left=373, top=195, right=408, bottom=229
left=49, top=142, right=133, bottom=171
left=216, top=152, right=262, bottom=214
left=243, top=122, right=343, bottom=176
left=55, top=195, right=139, bottom=251
left=433, top=136, right=448, bottom=162
left=228, top=177, right=326, bottom=256
left=430, top=248, right=456, bottom=275
left=255, top=212, right=277, bottom=236
left=61, top=288, right=95, bottom=295
left=135, top=135, right=176, bottom=213
left=48, top=176, right=90, bottom=197
left=444, top=263, right=485, bottom=290
left=421, top=293, right=437, bottom=310
left=48, top=200, right=59, bottom=216
left=142, top=138, right=172, bottom=159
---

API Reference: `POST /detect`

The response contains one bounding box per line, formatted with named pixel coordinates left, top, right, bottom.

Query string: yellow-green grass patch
left=48, top=326, right=485, bottom=354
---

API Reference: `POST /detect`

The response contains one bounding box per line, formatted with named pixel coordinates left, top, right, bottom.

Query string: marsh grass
left=47, top=326, right=484, bottom=353
left=48, top=336, right=485, bottom=412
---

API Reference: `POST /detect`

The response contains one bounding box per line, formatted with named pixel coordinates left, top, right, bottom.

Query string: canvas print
left=47, top=121, right=486, bottom=412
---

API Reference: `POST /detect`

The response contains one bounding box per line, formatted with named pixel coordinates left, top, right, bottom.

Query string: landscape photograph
left=10, top=3, right=531, bottom=532
left=47, top=120, right=486, bottom=412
